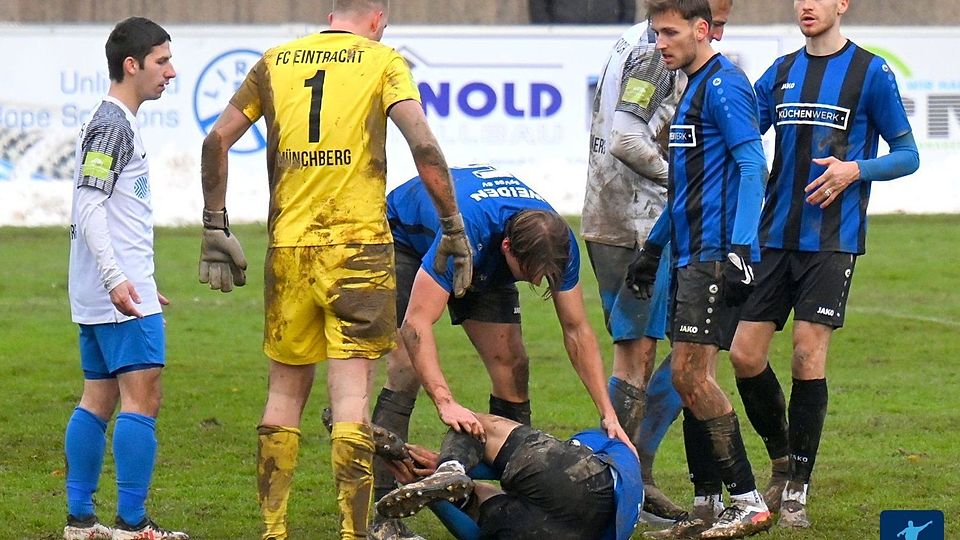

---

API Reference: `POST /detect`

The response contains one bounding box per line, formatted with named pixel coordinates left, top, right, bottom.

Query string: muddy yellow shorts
left=263, top=244, right=396, bottom=364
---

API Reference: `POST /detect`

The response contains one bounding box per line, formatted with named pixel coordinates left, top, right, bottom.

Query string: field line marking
left=849, top=306, right=960, bottom=328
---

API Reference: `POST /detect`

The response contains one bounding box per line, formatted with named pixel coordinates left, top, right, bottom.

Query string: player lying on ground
left=376, top=412, right=643, bottom=540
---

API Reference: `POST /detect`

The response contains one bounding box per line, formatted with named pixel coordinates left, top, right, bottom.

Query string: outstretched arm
left=390, top=100, right=473, bottom=297
left=201, top=103, right=252, bottom=212
left=400, top=268, right=485, bottom=441
left=198, top=104, right=252, bottom=292
left=552, top=285, right=636, bottom=455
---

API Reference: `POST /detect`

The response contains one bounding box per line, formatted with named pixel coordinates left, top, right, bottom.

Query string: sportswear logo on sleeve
left=622, top=77, right=656, bottom=108
left=668, top=125, right=697, bottom=147
left=133, top=176, right=150, bottom=200
left=81, top=151, right=113, bottom=181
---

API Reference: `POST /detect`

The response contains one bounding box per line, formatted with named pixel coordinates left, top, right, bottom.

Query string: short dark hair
left=333, top=0, right=389, bottom=15
left=106, top=17, right=171, bottom=82
left=505, top=210, right=571, bottom=295
left=645, top=0, right=713, bottom=26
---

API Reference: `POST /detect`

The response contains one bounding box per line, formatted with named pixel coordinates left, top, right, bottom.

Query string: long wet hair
left=504, top=210, right=571, bottom=298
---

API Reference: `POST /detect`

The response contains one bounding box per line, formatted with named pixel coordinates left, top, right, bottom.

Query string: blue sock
left=638, top=355, right=683, bottom=457
left=467, top=462, right=498, bottom=481
left=114, top=412, right=157, bottom=525
left=65, top=407, right=108, bottom=519
left=428, top=500, right=481, bottom=540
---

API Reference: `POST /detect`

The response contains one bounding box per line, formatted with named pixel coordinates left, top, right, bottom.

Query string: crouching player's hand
left=383, top=444, right=440, bottom=484
left=602, top=416, right=638, bottom=458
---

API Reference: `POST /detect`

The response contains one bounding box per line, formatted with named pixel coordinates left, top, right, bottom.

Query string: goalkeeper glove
left=199, top=208, right=248, bottom=293
left=722, top=244, right=755, bottom=307
left=625, top=241, right=662, bottom=300
left=433, top=213, right=473, bottom=298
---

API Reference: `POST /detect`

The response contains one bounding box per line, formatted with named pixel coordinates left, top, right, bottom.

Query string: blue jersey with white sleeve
left=754, top=41, right=913, bottom=254
left=387, top=165, right=580, bottom=293
left=571, top=429, right=643, bottom=540
left=667, top=54, right=763, bottom=267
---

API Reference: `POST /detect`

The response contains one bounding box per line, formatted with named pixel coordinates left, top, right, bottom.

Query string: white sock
left=437, top=460, right=466, bottom=475
left=694, top=493, right=724, bottom=512
left=783, top=483, right=809, bottom=505
left=731, top=489, right=767, bottom=510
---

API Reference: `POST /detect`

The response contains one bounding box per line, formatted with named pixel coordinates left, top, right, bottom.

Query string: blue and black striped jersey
left=754, top=41, right=912, bottom=254
left=667, top=54, right=762, bottom=266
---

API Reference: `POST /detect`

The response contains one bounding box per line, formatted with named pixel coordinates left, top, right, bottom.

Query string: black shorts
left=395, top=247, right=520, bottom=326
left=477, top=426, right=614, bottom=539
left=740, top=248, right=857, bottom=330
left=670, top=261, right=741, bottom=350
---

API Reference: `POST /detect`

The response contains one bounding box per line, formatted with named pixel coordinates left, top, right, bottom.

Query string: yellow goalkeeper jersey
left=230, top=30, right=419, bottom=247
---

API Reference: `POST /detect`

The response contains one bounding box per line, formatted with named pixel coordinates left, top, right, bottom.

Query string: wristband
left=203, top=208, right=229, bottom=230
left=439, top=213, right=465, bottom=234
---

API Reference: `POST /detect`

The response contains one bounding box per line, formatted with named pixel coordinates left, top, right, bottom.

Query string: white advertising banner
left=0, top=24, right=957, bottom=226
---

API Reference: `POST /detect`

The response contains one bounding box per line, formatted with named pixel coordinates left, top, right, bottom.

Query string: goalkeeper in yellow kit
left=197, top=1, right=472, bottom=538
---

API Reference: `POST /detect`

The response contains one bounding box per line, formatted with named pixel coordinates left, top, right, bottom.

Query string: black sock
left=608, top=376, right=646, bottom=444
left=703, top=412, right=757, bottom=496
left=682, top=408, right=723, bottom=496
left=489, top=394, right=531, bottom=426
left=788, top=378, right=828, bottom=484
left=439, top=428, right=485, bottom=472
left=736, top=364, right=790, bottom=460
left=372, top=388, right=416, bottom=500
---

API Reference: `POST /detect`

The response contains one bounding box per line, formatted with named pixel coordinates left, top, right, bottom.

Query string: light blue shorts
left=585, top=242, right=672, bottom=341
left=78, top=313, right=165, bottom=379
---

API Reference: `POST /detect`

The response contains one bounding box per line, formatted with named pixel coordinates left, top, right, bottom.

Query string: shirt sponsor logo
left=775, top=102, right=850, bottom=130
left=668, top=124, right=696, bottom=147
left=469, top=178, right=545, bottom=202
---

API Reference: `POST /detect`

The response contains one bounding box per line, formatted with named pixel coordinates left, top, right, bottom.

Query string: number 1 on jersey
left=304, top=70, right=326, bottom=143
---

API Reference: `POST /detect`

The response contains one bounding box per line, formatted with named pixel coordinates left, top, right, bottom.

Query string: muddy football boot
left=778, top=481, right=811, bottom=529
left=643, top=493, right=724, bottom=538
left=376, top=461, right=473, bottom=519
left=640, top=484, right=688, bottom=525
left=368, top=518, right=427, bottom=540
left=698, top=501, right=773, bottom=539
left=762, top=456, right=790, bottom=512
left=63, top=514, right=112, bottom=540
left=642, top=517, right=709, bottom=539
left=112, top=516, right=189, bottom=540
left=322, top=407, right=410, bottom=461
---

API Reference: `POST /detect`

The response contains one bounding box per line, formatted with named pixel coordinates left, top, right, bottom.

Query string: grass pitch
left=0, top=214, right=957, bottom=539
